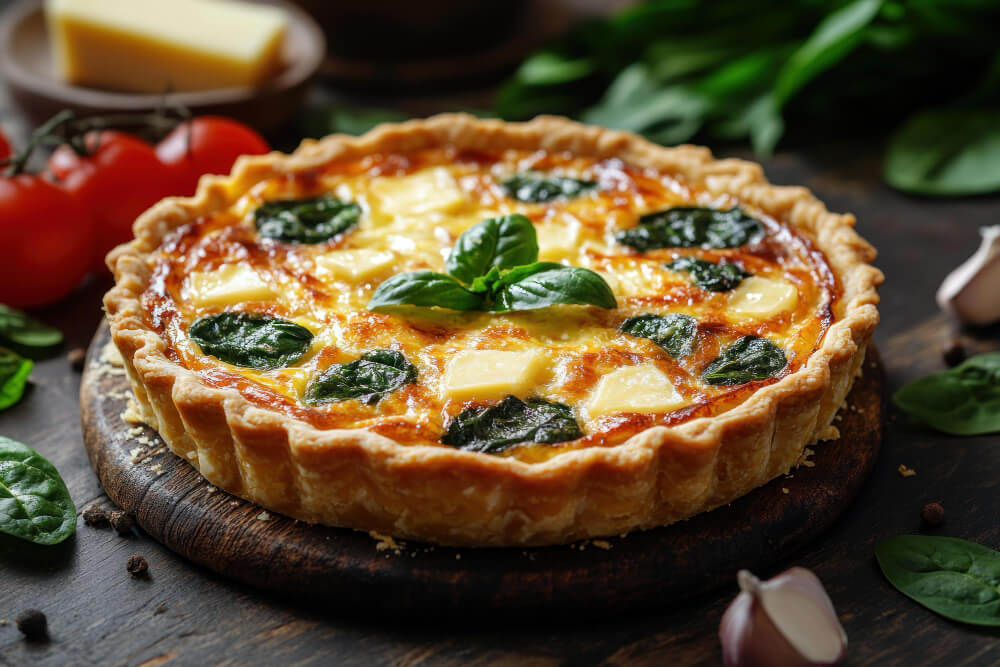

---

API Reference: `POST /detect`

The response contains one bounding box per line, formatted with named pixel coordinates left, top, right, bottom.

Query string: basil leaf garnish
left=0, top=348, right=32, bottom=411
left=0, top=436, right=76, bottom=545
left=369, top=272, right=487, bottom=312
left=442, top=395, right=583, bottom=454
left=501, top=172, right=598, bottom=203
left=616, top=207, right=764, bottom=251
left=188, top=313, right=314, bottom=370
left=620, top=313, right=697, bottom=358
left=703, top=335, right=787, bottom=385
left=446, top=214, right=539, bottom=285
left=893, top=352, right=1000, bottom=435
left=0, top=304, right=63, bottom=354
left=876, top=535, right=1000, bottom=627
left=667, top=257, right=749, bottom=292
left=254, top=195, right=362, bottom=244
left=305, top=350, right=417, bottom=406
left=491, top=262, right=618, bottom=312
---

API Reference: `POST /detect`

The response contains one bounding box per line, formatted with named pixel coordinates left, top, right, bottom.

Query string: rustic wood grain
left=77, top=323, right=884, bottom=618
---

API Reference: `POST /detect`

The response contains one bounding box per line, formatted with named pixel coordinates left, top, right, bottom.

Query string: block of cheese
left=588, top=364, right=686, bottom=416
left=371, top=167, right=468, bottom=217
left=315, top=249, right=396, bottom=283
left=186, top=264, right=276, bottom=307
left=444, top=349, right=546, bottom=401
left=727, top=276, right=798, bottom=320
left=46, top=0, right=287, bottom=93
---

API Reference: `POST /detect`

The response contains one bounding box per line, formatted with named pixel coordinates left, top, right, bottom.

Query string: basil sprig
left=368, top=214, right=617, bottom=313
left=501, top=172, right=598, bottom=203
left=616, top=207, right=764, bottom=252
left=0, top=436, right=76, bottom=545
left=703, top=335, right=787, bottom=385
left=254, top=195, right=362, bottom=244
left=620, top=314, right=697, bottom=358
left=305, top=350, right=417, bottom=406
left=189, top=313, right=314, bottom=371
left=442, top=395, right=583, bottom=454
left=0, top=348, right=33, bottom=411
left=667, top=257, right=749, bottom=292
left=893, top=353, right=1000, bottom=436
left=0, top=304, right=63, bottom=356
left=876, top=535, right=1000, bottom=627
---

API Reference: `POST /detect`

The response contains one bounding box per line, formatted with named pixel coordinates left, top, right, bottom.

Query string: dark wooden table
left=2, top=13, right=1000, bottom=667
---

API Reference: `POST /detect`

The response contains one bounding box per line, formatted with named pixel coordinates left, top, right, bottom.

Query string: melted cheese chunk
left=588, top=364, right=687, bottom=416
left=315, top=249, right=396, bottom=282
left=537, top=219, right=581, bottom=262
left=186, top=264, right=275, bottom=307
left=727, top=276, right=798, bottom=320
left=444, top=349, right=547, bottom=401
left=371, top=167, right=468, bottom=217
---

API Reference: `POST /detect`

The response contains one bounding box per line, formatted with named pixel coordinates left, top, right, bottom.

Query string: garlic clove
left=719, top=568, right=847, bottom=667
left=937, top=225, right=1000, bottom=326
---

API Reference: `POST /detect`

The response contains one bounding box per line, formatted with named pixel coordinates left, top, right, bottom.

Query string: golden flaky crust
left=104, top=115, right=882, bottom=546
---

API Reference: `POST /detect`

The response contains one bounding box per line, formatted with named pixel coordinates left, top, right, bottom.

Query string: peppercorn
left=109, top=510, right=136, bottom=536
left=15, top=609, right=47, bottom=641
left=921, top=501, right=945, bottom=526
left=941, top=338, right=966, bottom=367
left=82, top=505, right=108, bottom=528
left=126, top=554, right=149, bottom=577
left=68, top=347, right=87, bottom=372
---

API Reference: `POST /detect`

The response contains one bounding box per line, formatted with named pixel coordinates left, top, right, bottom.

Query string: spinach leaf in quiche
left=446, top=214, right=539, bottom=285
left=0, top=436, right=76, bottom=545
left=188, top=313, right=314, bottom=371
left=893, top=352, right=1000, bottom=435
left=703, top=335, right=787, bottom=385
left=369, top=272, right=487, bottom=312
left=0, top=304, right=63, bottom=356
left=666, top=257, right=749, bottom=292
left=0, top=348, right=32, bottom=411
left=616, top=207, right=764, bottom=252
left=305, top=350, right=417, bottom=406
left=442, top=396, right=583, bottom=454
left=490, top=262, right=618, bottom=312
left=501, top=172, right=598, bottom=203
left=254, top=195, right=362, bottom=244
left=876, top=535, right=1000, bottom=627
left=620, top=314, right=697, bottom=358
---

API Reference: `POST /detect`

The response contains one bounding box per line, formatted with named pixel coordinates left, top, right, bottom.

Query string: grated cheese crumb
left=898, top=464, right=917, bottom=478
left=257, top=512, right=271, bottom=521
left=781, top=487, right=790, bottom=495
left=369, top=531, right=402, bottom=554
left=592, top=539, right=612, bottom=550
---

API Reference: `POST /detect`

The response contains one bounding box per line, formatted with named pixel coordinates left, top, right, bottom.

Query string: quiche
left=105, top=115, right=881, bottom=546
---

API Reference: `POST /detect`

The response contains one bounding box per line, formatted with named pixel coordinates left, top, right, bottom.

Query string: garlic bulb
left=719, top=568, right=847, bottom=667
left=937, top=225, right=1000, bottom=325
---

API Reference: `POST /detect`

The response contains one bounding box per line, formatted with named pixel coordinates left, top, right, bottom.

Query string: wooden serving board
left=80, top=322, right=883, bottom=618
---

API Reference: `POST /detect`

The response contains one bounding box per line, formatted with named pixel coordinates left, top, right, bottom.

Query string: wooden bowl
left=0, top=0, right=325, bottom=133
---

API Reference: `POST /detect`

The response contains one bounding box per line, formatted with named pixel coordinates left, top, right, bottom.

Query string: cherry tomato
left=0, top=130, right=10, bottom=162
left=155, top=116, right=270, bottom=196
left=49, top=130, right=177, bottom=270
left=0, top=175, right=96, bottom=308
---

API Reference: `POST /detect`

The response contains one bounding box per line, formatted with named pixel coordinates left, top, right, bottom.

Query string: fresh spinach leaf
left=876, top=535, right=1000, bottom=627
left=305, top=350, right=417, bottom=406
left=0, top=304, right=63, bottom=354
left=0, top=348, right=32, bottom=411
left=0, top=436, right=76, bottom=545
left=620, top=313, right=697, bottom=358
left=885, top=109, right=1000, bottom=196
left=667, top=256, right=749, bottom=291
left=254, top=195, right=362, bottom=244
left=188, top=313, right=314, bottom=371
left=446, top=215, right=539, bottom=285
left=893, top=352, right=1000, bottom=435
left=616, top=207, right=764, bottom=252
left=442, top=396, right=583, bottom=454
left=703, top=335, right=787, bottom=385
left=491, top=263, right=618, bottom=312
left=501, top=172, right=598, bottom=203
left=368, top=272, right=486, bottom=312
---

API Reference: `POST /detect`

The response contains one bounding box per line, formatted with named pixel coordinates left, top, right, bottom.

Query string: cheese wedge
left=186, top=264, right=276, bottom=307
left=46, top=0, right=287, bottom=93
left=727, top=276, right=798, bottom=320
left=589, top=364, right=686, bottom=416
left=444, top=349, right=547, bottom=401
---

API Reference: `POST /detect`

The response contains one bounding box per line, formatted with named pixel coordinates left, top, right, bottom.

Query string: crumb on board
left=121, top=397, right=147, bottom=425
left=369, top=531, right=403, bottom=554
left=256, top=512, right=271, bottom=521
left=455, top=554, right=461, bottom=560
left=796, top=447, right=816, bottom=468
left=592, top=539, right=612, bottom=550
left=898, top=464, right=917, bottom=478
left=206, top=485, right=217, bottom=494
left=782, top=487, right=790, bottom=494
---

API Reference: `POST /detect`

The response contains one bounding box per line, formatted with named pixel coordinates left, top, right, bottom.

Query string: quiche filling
left=142, top=148, right=837, bottom=463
